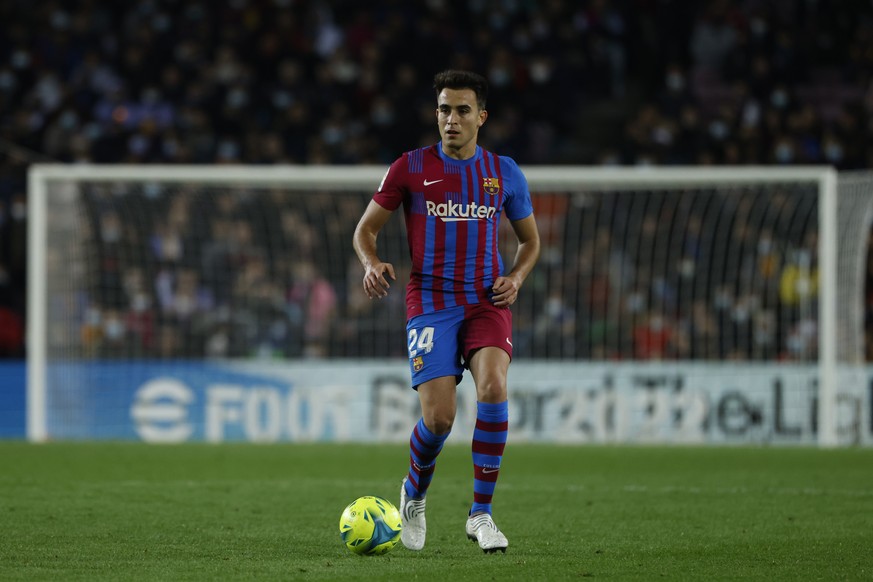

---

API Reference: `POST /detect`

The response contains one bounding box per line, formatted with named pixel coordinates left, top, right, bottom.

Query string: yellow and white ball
left=339, top=495, right=402, bottom=556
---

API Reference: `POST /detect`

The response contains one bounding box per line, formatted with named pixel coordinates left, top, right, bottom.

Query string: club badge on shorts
left=412, top=356, right=424, bottom=371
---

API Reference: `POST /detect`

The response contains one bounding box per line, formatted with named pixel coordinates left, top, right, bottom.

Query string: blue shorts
left=405, top=303, right=513, bottom=389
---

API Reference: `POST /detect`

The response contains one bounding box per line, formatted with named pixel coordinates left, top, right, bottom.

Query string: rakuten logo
left=426, top=200, right=496, bottom=222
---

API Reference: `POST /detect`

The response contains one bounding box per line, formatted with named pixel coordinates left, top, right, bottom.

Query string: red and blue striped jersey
left=373, top=143, right=534, bottom=319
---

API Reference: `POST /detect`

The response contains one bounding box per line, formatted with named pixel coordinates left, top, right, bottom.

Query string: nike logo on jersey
left=506, top=338, right=513, bottom=347
left=423, top=179, right=444, bottom=186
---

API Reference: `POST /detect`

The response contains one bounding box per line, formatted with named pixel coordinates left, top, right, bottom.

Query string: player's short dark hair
left=433, top=70, right=488, bottom=110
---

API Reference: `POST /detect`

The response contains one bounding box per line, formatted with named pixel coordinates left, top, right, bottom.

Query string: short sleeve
left=501, top=157, right=533, bottom=222
left=372, top=155, right=407, bottom=211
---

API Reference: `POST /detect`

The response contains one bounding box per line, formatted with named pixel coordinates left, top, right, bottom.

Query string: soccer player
left=352, top=70, right=540, bottom=553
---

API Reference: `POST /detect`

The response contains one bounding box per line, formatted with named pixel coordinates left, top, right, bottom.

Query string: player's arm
left=353, top=200, right=397, bottom=299
left=491, top=214, right=540, bottom=307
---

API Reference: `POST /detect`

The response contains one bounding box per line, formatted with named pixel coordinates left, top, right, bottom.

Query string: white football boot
left=399, top=477, right=427, bottom=550
left=465, top=512, right=509, bottom=553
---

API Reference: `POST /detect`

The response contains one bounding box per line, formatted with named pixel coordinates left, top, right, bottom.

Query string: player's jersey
left=373, top=143, right=534, bottom=320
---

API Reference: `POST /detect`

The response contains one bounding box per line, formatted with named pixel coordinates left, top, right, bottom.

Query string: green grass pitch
left=1, top=442, right=871, bottom=581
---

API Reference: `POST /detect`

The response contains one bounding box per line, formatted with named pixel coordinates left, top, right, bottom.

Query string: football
left=338, top=495, right=402, bottom=556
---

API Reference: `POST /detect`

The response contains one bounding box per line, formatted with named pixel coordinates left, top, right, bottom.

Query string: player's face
left=436, top=88, right=487, bottom=160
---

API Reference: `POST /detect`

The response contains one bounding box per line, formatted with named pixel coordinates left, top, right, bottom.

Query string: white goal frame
left=27, top=164, right=841, bottom=445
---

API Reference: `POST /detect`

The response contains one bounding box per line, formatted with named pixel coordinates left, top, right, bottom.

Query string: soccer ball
left=338, top=495, right=402, bottom=556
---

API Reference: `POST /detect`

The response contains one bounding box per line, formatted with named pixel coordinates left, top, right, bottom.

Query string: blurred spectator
left=0, top=305, right=23, bottom=357
left=633, top=310, right=676, bottom=360
left=286, top=258, right=337, bottom=358
left=1, top=0, right=872, bottom=360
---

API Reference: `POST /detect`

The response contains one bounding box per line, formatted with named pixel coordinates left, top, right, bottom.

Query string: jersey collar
left=437, top=142, right=482, bottom=166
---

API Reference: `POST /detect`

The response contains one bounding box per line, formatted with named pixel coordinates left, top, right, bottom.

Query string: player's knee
left=476, top=377, right=507, bottom=403
left=423, top=412, right=454, bottom=435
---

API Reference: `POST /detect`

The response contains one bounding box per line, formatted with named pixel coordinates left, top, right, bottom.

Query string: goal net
left=27, top=165, right=873, bottom=445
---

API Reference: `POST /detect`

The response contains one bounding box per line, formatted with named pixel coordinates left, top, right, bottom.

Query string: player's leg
left=400, top=376, right=456, bottom=551
left=400, top=308, right=464, bottom=550
left=467, top=346, right=510, bottom=509
left=461, top=304, right=512, bottom=552
left=406, top=376, right=456, bottom=498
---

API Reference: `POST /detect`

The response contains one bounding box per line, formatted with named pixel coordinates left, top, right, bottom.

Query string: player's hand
left=363, top=262, right=396, bottom=299
left=491, top=275, right=521, bottom=307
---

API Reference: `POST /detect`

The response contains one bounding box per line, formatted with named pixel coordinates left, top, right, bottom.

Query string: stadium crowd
left=1, top=0, right=872, bottom=360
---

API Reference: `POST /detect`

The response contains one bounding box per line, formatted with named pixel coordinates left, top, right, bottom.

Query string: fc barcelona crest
left=413, top=356, right=424, bottom=371
left=482, top=177, right=500, bottom=195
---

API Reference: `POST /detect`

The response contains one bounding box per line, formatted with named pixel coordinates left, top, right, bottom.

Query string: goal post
left=26, top=164, right=870, bottom=446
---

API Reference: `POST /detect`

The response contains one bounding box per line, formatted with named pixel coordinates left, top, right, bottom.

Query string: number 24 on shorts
left=408, top=326, right=435, bottom=357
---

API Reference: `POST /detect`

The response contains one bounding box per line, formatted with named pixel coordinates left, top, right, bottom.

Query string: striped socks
left=471, top=400, right=509, bottom=515
left=404, top=417, right=449, bottom=499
